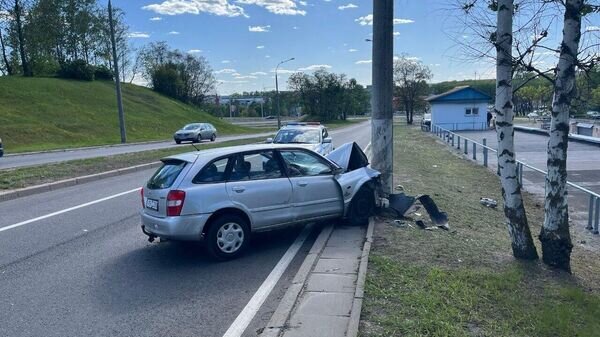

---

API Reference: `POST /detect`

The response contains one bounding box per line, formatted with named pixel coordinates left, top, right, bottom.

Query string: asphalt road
left=0, top=122, right=372, bottom=337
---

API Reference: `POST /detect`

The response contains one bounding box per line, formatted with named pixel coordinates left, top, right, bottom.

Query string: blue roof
left=426, top=86, right=492, bottom=103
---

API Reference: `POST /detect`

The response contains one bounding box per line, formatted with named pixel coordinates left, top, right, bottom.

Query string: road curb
left=346, top=217, right=375, bottom=337
left=514, top=125, right=600, bottom=146
left=260, top=223, right=335, bottom=337
left=0, top=161, right=161, bottom=203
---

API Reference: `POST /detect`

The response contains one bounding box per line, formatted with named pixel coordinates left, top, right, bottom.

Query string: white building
left=425, top=86, right=492, bottom=131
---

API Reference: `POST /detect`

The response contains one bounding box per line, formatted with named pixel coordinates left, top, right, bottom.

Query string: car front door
left=226, top=151, right=294, bottom=229
left=278, top=149, right=343, bottom=222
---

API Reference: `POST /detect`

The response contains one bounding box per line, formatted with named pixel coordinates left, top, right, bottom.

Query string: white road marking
left=0, top=188, right=140, bottom=233
left=222, top=224, right=312, bottom=337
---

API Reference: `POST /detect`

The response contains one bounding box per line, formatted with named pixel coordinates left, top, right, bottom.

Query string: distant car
left=140, top=142, right=379, bottom=259
left=267, top=122, right=333, bottom=155
left=422, top=113, right=431, bottom=126
left=586, top=111, right=600, bottom=119
left=174, top=123, right=217, bottom=144
left=527, top=112, right=539, bottom=119
left=0, top=137, right=3, bottom=157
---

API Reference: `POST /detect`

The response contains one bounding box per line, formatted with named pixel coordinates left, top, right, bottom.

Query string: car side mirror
left=323, top=137, right=332, bottom=144
left=266, top=138, right=273, bottom=143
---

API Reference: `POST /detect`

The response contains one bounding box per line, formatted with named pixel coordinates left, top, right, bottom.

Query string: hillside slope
left=0, top=77, right=250, bottom=153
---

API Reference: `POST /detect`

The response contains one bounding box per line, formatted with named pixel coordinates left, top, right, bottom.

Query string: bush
left=94, top=66, right=114, bottom=81
left=58, top=60, right=95, bottom=81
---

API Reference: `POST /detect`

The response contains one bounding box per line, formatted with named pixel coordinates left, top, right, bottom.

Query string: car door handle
left=297, top=181, right=308, bottom=187
left=232, top=186, right=246, bottom=193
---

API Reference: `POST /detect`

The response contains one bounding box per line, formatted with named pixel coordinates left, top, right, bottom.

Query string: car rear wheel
left=346, top=186, right=375, bottom=226
left=205, top=214, right=249, bottom=260
left=210, top=134, right=216, bottom=142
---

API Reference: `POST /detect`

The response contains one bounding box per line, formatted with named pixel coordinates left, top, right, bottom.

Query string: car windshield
left=184, top=124, right=201, bottom=130
left=274, top=129, right=320, bottom=144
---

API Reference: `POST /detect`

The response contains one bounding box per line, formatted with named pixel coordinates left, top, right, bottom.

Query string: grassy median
left=0, top=137, right=265, bottom=191
left=360, top=125, right=600, bottom=337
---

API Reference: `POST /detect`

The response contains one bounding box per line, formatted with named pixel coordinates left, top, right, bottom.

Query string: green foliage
left=58, top=59, right=95, bottom=81
left=94, top=65, right=113, bottom=81
left=0, top=77, right=254, bottom=153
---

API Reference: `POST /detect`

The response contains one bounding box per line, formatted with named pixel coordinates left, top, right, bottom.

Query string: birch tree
left=538, top=0, right=584, bottom=272
left=494, top=0, right=539, bottom=259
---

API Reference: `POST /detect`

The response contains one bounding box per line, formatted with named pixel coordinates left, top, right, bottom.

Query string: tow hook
left=141, top=225, right=157, bottom=243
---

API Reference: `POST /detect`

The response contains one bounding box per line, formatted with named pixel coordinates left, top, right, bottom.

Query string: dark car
left=0, top=137, right=4, bottom=157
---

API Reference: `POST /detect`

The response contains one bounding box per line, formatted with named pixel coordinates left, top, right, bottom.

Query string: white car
left=267, top=122, right=333, bottom=155
left=140, top=142, right=379, bottom=259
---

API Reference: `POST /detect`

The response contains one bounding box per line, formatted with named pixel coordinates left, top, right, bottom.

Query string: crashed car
left=140, top=142, right=379, bottom=259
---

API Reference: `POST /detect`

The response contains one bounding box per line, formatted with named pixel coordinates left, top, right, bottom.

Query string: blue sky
left=112, top=0, right=597, bottom=95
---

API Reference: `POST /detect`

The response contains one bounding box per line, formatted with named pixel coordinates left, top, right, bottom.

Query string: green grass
left=0, top=77, right=256, bottom=153
left=0, top=137, right=264, bottom=191
left=360, top=125, right=600, bottom=337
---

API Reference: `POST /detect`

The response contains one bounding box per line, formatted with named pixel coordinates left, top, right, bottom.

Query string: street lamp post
left=275, top=57, right=294, bottom=129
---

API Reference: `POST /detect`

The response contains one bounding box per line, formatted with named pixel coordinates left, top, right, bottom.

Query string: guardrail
left=431, top=124, right=600, bottom=234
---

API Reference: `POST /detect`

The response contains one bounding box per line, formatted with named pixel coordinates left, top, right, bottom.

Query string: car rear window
left=147, top=160, right=187, bottom=190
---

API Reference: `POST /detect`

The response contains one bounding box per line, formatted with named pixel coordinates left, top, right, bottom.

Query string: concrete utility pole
left=371, top=0, right=394, bottom=194
left=276, top=57, right=294, bottom=129
left=108, top=0, right=127, bottom=143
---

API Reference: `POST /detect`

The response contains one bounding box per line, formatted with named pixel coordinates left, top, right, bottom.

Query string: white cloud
left=297, top=64, right=332, bottom=71
left=272, top=68, right=296, bottom=74
left=128, top=32, right=151, bottom=38
left=348, top=48, right=358, bottom=52
left=234, top=75, right=258, bottom=79
left=250, top=71, right=268, bottom=75
left=222, top=60, right=231, bottom=64
left=299, top=0, right=307, bottom=5
left=143, top=0, right=247, bottom=17
left=188, top=49, right=203, bottom=53
left=236, top=0, right=306, bottom=15
left=150, top=16, right=163, bottom=21
left=355, top=60, right=372, bottom=64
left=256, top=45, right=265, bottom=49
left=215, top=68, right=237, bottom=74
left=168, top=31, right=180, bottom=35
left=355, top=14, right=414, bottom=26
left=265, top=55, right=271, bottom=58
left=292, top=26, right=299, bottom=30
left=393, top=31, right=400, bottom=36
left=249, top=25, right=271, bottom=32
left=338, top=3, right=357, bottom=10
left=586, top=26, right=600, bottom=32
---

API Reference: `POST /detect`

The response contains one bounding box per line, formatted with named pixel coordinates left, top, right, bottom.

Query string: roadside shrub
left=58, top=60, right=95, bottom=81
left=94, top=66, right=114, bottom=81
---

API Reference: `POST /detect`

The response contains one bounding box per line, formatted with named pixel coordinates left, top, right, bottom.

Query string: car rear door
left=278, top=149, right=343, bottom=221
left=226, top=151, right=294, bottom=229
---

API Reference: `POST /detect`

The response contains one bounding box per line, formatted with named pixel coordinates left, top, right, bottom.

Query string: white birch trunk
left=495, top=0, right=538, bottom=260
left=539, top=0, right=582, bottom=273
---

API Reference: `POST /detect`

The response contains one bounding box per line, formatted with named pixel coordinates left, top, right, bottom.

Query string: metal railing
left=431, top=124, right=600, bottom=234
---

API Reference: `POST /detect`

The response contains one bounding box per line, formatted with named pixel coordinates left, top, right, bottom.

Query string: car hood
left=326, top=142, right=372, bottom=173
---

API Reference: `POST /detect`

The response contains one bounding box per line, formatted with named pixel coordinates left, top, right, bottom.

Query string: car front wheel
left=346, top=186, right=375, bottom=226
left=205, top=214, right=249, bottom=260
left=210, top=134, right=216, bottom=142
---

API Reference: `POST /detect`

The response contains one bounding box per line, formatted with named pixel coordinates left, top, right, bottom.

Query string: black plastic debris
left=387, top=193, right=449, bottom=229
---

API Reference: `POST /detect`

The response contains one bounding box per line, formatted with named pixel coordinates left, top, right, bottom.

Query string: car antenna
left=191, top=143, right=201, bottom=152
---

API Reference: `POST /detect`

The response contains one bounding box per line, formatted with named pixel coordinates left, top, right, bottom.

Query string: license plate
left=145, top=198, right=159, bottom=211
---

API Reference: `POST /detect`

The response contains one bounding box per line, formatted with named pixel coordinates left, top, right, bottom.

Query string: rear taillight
left=141, top=188, right=144, bottom=208
left=167, top=190, right=186, bottom=216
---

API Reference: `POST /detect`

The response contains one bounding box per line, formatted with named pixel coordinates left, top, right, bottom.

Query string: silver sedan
left=173, top=123, right=217, bottom=144
left=140, top=142, right=379, bottom=260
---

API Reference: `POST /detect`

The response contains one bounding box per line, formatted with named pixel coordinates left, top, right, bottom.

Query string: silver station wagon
left=140, top=143, right=379, bottom=259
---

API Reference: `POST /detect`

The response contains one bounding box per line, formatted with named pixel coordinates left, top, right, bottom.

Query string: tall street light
left=275, top=57, right=294, bottom=129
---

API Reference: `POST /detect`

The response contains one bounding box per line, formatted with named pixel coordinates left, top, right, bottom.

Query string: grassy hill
left=0, top=77, right=253, bottom=153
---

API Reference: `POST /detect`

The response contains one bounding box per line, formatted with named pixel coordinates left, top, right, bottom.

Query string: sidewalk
left=261, top=221, right=373, bottom=337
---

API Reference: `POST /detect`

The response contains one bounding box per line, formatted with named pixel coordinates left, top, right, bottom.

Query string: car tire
left=175, top=140, right=181, bottom=144
left=346, top=186, right=375, bottom=226
left=205, top=214, right=250, bottom=260
left=210, top=134, right=216, bottom=142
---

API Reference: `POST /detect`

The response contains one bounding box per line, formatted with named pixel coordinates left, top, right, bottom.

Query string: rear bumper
left=140, top=211, right=211, bottom=241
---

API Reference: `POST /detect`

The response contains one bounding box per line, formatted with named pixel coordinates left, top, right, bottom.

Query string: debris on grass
left=480, top=197, right=498, bottom=208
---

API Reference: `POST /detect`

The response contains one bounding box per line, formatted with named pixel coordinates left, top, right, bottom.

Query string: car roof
left=163, top=143, right=321, bottom=163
